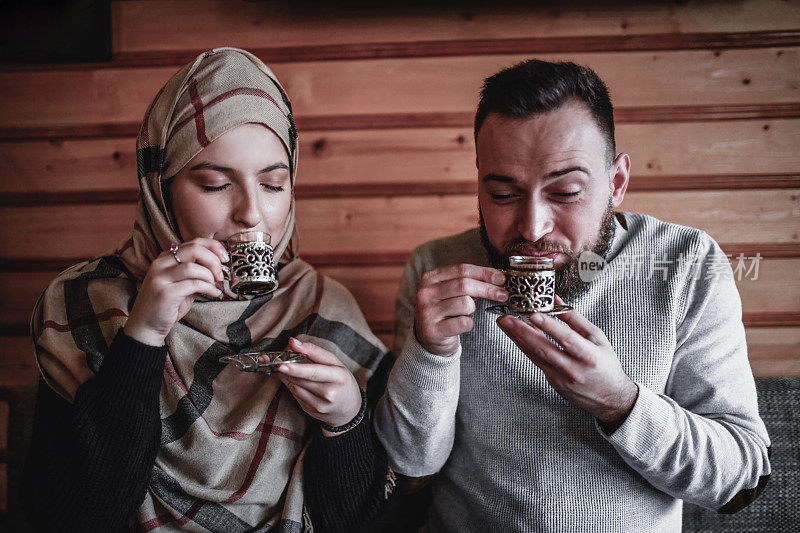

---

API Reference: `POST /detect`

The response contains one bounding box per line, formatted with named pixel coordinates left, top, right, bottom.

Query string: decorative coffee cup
left=505, top=256, right=555, bottom=313
left=223, top=230, right=278, bottom=296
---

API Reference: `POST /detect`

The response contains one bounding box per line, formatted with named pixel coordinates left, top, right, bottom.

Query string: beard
left=479, top=198, right=616, bottom=300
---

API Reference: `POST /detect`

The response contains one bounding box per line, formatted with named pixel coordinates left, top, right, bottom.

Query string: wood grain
left=0, top=463, right=6, bottom=511
left=111, top=0, right=800, bottom=54
left=0, top=337, right=38, bottom=389
left=1, top=48, right=797, bottom=130
left=0, top=400, right=7, bottom=461
left=4, top=103, right=800, bottom=141
left=1, top=120, right=799, bottom=200
left=99, top=31, right=800, bottom=67
left=747, top=327, right=800, bottom=377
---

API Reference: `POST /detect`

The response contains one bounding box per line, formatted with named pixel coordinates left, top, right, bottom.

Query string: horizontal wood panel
left=746, top=327, right=800, bottom=377
left=5, top=259, right=798, bottom=334
left=0, top=190, right=797, bottom=261
left=0, top=337, right=38, bottom=389
left=0, top=400, right=6, bottom=458
left=296, top=190, right=800, bottom=255
left=0, top=463, right=6, bottom=511
left=5, top=175, right=800, bottom=208
left=101, top=32, right=800, bottom=69
left=1, top=48, right=797, bottom=130
left=4, top=103, right=800, bottom=142
left=111, top=0, right=800, bottom=54
left=2, top=120, right=799, bottom=198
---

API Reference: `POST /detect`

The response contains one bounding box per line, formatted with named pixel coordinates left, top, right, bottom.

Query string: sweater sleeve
left=601, top=235, right=771, bottom=512
left=304, top=352, right=396, bottom=533
left=373, top=255, right=461, bottom=477
left=22, top=328, right=168, bottom=532
left=303, top=415, right=393, bottom=533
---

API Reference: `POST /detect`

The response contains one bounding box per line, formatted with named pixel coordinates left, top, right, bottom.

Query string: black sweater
left=21, top=329, right=391, bottom=532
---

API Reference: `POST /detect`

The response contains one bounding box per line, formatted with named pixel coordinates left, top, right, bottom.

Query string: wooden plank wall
left=1, top=0, right=799, bottom=513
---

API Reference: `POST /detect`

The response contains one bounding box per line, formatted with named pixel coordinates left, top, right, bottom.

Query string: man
left=374, top=60, right=771, bottom=532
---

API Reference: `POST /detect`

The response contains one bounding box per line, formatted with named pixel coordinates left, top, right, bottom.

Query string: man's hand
left=496, top=298, right=638, bottom=432
left=414, top=263, right=507, bottom=356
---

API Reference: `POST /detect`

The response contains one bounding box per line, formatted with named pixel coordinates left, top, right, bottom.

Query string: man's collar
left=604, top=211, right=628, bottom=263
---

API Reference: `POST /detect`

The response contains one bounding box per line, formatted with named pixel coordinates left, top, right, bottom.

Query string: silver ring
left=169, top=243, right=182, bottom=264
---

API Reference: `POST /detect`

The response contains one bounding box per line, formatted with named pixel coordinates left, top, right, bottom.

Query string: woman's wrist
left=123, top=318, right=167, bottom=347
left=320, top=388, right=368, bottom=437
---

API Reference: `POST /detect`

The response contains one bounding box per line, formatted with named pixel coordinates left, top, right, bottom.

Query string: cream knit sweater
left=375, top=212, right=771, bottom=532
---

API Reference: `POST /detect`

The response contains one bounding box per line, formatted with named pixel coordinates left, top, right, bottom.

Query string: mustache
left=505, top=239, right=576, bottom=258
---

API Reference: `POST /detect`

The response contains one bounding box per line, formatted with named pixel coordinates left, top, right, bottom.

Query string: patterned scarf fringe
left=384, top=466, right=397, bottom=500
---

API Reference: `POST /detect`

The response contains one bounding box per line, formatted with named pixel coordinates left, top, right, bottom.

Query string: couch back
left=683, top=377, right=800, bottom=532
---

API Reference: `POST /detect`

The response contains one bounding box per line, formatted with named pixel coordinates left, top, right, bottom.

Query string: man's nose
left=517, top=199, right=554, bottom=242
left=233, top=188, right=263, bottom=228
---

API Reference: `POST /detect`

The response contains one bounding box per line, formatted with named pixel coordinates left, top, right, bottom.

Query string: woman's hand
left=124, top=238, right=227, bottom=346
left=275, top=338, right=363, bottom=436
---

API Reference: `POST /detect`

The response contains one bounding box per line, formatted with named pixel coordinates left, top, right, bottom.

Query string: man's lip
left=513, top=251, right=561, bottom=258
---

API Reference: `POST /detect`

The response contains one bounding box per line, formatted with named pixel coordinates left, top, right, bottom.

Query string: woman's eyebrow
left=259, top=162, right=289, bottom=174
left=190, top=161, right=233, bottom=173
left=188, top=161, right=289, bottom=174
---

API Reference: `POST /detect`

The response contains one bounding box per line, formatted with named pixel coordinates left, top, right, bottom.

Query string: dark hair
left=475, top=59, right=615, bottom=165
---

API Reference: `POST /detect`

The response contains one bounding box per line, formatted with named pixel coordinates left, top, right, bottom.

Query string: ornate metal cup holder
left=486, top=303, right=573, bottom=324
left=219, top=350, right=309, bottom=374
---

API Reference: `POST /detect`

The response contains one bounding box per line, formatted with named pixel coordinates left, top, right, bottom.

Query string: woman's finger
left=288, top=338, right=343, bottom=366
left=184, top=237, right=229, bottom=263
left=168, top=242, right=226, bottom=282
left=171, top=279, right=223, bottom=299
left=162, top=262, right=219, bottom=286
left=279, top=374, right=337, bottom=398
left=276, top=360, right=341, bottom=383
left=280, top=377, right=326, bottom=415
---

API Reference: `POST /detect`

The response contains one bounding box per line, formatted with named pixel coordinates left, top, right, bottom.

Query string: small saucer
left=486, top=304, right=573, bottom=323
left=219, top=350, right=309, bottom=374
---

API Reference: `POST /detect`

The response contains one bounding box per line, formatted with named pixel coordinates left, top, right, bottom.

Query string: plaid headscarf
left=31, top=48, right=387, bottom=532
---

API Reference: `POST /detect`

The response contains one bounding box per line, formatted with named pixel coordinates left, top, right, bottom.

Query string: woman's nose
left=232, top=188, right=263, bottom=228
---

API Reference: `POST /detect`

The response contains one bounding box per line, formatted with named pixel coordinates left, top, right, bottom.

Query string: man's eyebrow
left=481, top=174, right=517, bottom=184
left=546, top=166, right=589, bottom=179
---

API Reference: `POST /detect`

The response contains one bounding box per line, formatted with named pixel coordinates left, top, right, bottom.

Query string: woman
left=23, top=48, right=393, bottom=532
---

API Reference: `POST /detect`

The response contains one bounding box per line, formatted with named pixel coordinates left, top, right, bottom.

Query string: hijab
left=31, top=47, right=386, bottom=532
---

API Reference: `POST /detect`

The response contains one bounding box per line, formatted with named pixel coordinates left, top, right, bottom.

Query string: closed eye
left=262, top=184, right=284, bottom=192
left=201, top=184, right=229, bottom=192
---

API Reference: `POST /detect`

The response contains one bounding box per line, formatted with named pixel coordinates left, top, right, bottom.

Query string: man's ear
left=609, top=153, right=631, bottom=208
